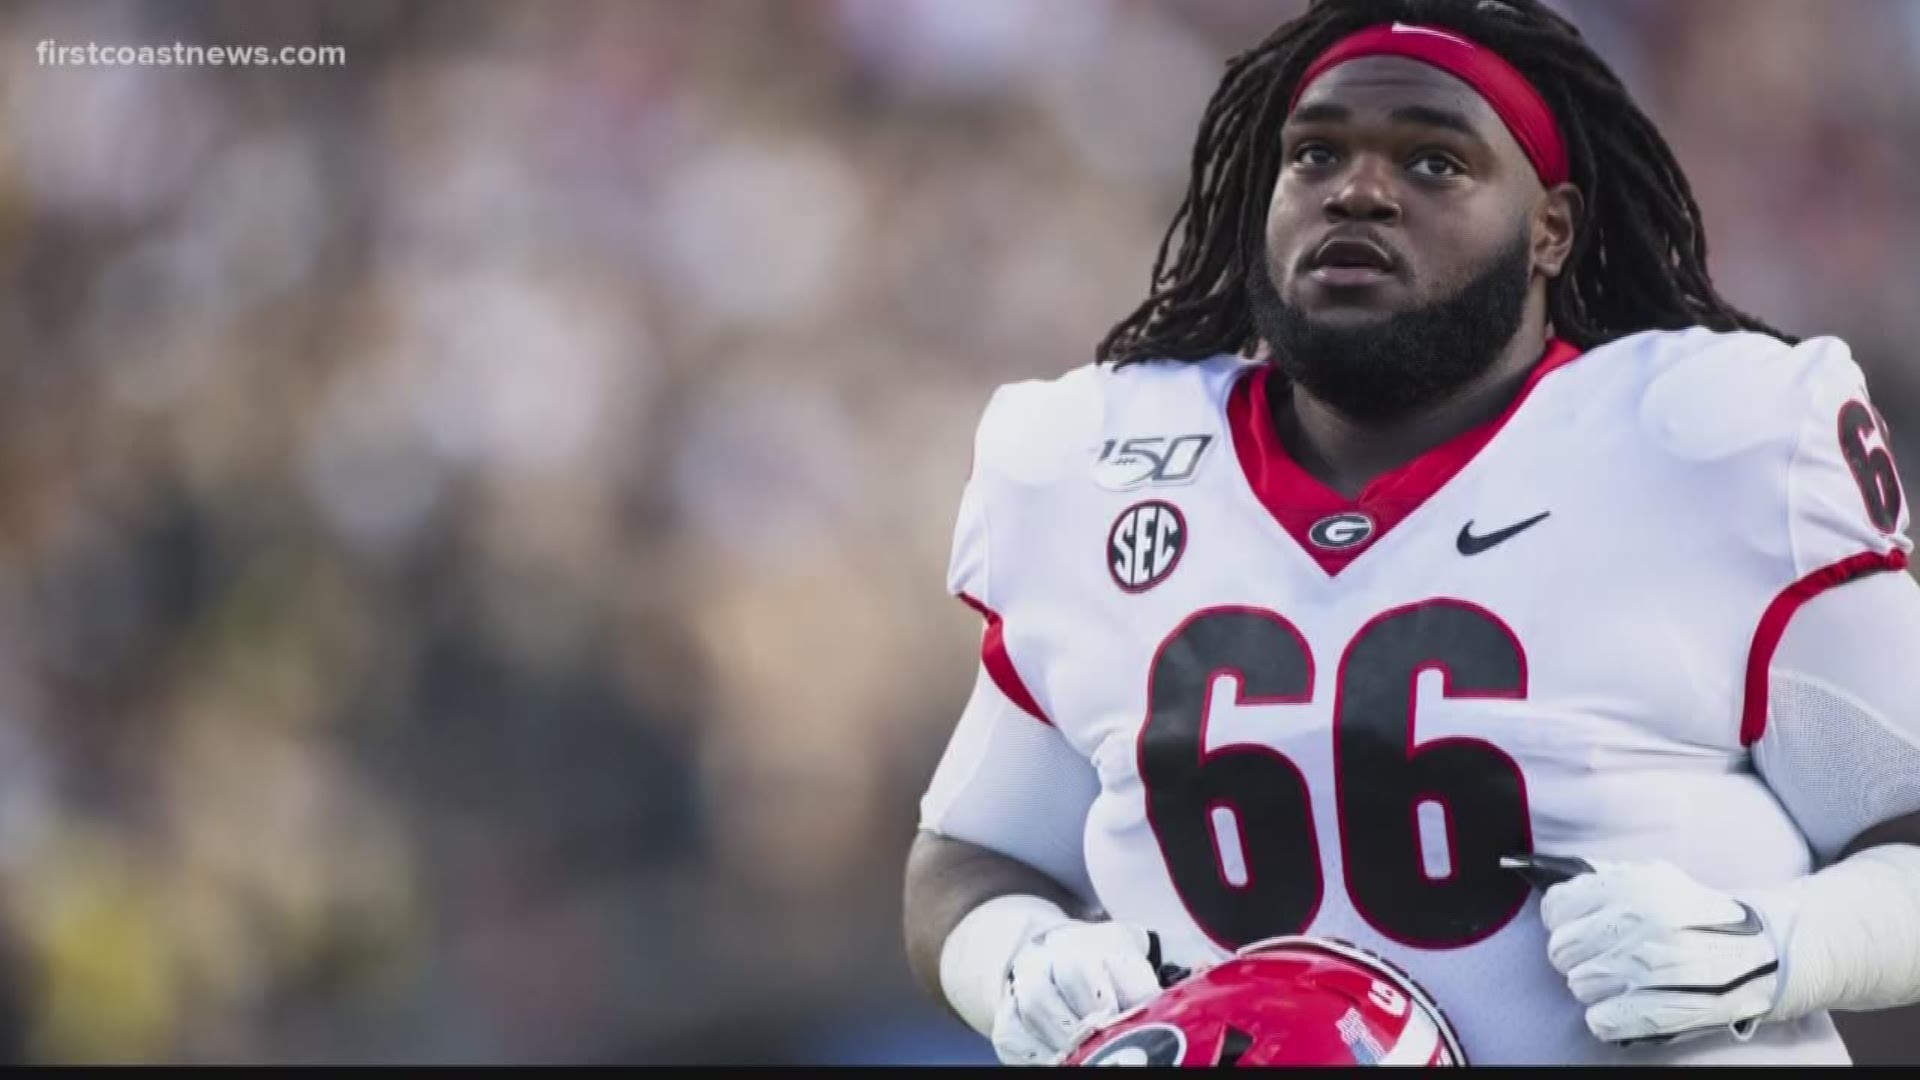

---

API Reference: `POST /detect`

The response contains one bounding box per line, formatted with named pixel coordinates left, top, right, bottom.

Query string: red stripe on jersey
left=1227, top=339, right=1583, bottom=577
left=958, top=593, right=1052, bottom=726
left=1741, top=549, right=1911, bottom=746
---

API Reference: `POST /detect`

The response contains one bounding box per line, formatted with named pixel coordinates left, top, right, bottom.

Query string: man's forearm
left=1749, top=839, right=1920, bottom=1021
left=903, top=830, right=1092, bottom=1025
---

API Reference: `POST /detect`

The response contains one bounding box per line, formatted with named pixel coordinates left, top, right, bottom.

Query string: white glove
left=1539, top=859, right=1783, bottom=1048
left=991, top=919, right=1166, bottom=1066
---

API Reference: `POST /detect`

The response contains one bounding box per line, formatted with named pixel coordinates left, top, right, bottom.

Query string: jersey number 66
left=1138, top=601, right=1533, bottom=953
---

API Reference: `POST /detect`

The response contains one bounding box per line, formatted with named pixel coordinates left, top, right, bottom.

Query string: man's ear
left=1534, top=182, right=1583, bottom=279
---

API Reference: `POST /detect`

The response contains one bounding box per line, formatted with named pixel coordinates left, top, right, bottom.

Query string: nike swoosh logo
left=1684, top=900, right=1767, bottom=937
left=1457, top=512, right=1552, bottom=556
left=1642, top=959, right=1779, bottom=997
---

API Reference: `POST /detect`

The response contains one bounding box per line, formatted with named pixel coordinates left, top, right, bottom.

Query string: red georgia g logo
left=1110, top=501, right=1187, bottom=593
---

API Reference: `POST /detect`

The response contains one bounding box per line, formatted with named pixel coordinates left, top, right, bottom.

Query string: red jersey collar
left=1227, top=338, right=1585, bottom=577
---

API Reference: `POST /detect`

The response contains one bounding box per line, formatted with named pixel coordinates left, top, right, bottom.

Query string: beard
left=1247, top=229, right=1534, bottom=427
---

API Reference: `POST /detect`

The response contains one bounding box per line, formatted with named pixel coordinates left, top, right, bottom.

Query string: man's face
left=1249, top=55, right=1576, bottom=424
left=1264, top=55, right=1547, bottom=328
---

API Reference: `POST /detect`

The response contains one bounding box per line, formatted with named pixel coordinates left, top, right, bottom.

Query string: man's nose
left=1324, top=156, right=1402, bottom=224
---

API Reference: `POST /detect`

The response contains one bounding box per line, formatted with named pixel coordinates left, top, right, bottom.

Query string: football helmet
left=1059, top=936, right=1467, bottom=1067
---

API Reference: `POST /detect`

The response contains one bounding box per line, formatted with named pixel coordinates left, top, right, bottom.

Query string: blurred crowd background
left=0, top=0, right=1915, bottom=1064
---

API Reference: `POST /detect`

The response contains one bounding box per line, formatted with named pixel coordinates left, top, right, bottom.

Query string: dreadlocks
left=1098, top=0, right=1794, bottom=367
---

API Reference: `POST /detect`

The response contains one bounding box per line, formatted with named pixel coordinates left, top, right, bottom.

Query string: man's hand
left=991, top=920, right=1165, bottom=1065
left=1539, top=859, right=1782, bottom=1047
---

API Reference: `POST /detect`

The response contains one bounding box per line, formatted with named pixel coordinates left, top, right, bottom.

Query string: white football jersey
left=937, top=328, right=1913, bottom=1065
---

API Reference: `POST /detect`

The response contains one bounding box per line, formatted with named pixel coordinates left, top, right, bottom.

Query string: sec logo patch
left=1110, top=501, right=1187, bottom=593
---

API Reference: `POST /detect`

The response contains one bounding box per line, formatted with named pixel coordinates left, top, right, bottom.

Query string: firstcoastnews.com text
left=37, top=40, right=346, bottom=67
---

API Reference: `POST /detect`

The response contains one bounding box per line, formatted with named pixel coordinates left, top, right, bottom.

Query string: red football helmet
left=1059, top=936, right=1467, bottom=1067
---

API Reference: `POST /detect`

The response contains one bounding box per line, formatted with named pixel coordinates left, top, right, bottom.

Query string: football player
left=903, top=0, right=1920, bottom=1066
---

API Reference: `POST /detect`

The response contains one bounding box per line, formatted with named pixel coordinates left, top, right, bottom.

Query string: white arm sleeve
left=919, top=664, right=1100, bottom=904
left=1755, top=568, right=1920, bottom=865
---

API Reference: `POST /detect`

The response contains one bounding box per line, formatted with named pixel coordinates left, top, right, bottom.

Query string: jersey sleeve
left=1736, top=336, right=1914, bottom=746
left=946, top=456, right=993, bottom=606
left=924, top=377, right=1106, bottom=898
left=919, top=664, right=1100, bottom=903
left=1753, top=568, right=1920, bottom=866
left=945, top=377, right=1091, bottom=726
left=1781, top=336, right=1913, bottom=577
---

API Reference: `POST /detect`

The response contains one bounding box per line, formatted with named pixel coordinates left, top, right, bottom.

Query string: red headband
left=1290, top=22, right=1570, bottom=188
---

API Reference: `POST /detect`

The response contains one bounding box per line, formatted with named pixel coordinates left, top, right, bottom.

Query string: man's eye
left=1410, top=152, right=1466, bottom=178
left=1293, top=144, right=1338, bottom=167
